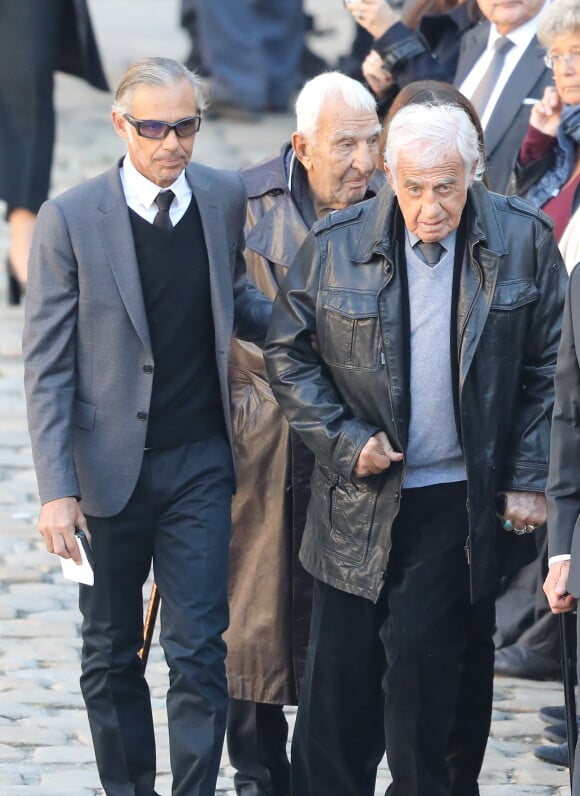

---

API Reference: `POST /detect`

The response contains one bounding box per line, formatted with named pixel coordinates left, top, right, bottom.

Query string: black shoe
left=539, top=705, right=566, bottom=723
left=6, top=258, right=24, bottom=305
left=543, top=721, right=573, bottom=743
left=494, top=643, right=561, bottom=680
left=534, top=741, right=570, bottom=767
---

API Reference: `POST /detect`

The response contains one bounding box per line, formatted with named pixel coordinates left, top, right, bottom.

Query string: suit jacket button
left=137, top=411, right=147, bottom=421
left=143, top=364, right=153, bottom=374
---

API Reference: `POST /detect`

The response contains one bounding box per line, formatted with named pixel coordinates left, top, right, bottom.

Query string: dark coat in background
left=58, top=0, right=109, bottom=91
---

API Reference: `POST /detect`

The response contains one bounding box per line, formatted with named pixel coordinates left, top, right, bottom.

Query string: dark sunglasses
left=123, top=113, right=202, bottom=139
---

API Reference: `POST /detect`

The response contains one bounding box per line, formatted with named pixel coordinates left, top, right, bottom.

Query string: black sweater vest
left=129, top=196, right=225, bottom=449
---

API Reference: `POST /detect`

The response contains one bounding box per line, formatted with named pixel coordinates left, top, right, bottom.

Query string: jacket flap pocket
left=72, top=399, right=96, bottom=430
left=322, top=289, right=378, bottom=318
left=491, top=279, right=539, bottom=311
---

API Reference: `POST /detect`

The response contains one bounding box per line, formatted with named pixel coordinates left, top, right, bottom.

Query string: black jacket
left=264, top=182, right=567, bottom=603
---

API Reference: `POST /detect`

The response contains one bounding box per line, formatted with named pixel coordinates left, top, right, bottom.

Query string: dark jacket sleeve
left=547, top=266, right=580, bottom=556
left=373, top=7, right=473, bottom=87
left=230, top=172, right=272, bottom=345
left=500, top=217, right=568, bottom=493
left=263, top=232, right=380, bottom=480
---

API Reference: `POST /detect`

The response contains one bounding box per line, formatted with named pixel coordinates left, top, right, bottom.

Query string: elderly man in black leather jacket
left=264, top=101, right=567, bottom=796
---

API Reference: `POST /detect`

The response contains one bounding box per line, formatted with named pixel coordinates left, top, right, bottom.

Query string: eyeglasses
left=123, top=114, right=202, bottom=139
left=544, top=52, right=580, bottom=70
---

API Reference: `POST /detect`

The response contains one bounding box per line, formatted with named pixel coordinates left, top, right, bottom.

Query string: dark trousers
left=79, top=436, right=234, bottom=796
left=227, top=698, right=290, bottom=796
left=291, top=481, right=496, bottom=796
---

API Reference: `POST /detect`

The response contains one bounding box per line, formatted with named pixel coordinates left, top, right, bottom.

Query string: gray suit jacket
left=547, top=265, right=580, bottom=596
left=454, top=21, right=552, bottom=194
left=23, top=161, right=271, bottom=518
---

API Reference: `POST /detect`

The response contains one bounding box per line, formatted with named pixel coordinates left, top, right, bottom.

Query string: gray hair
left=385, top=103, right=485, bottom=185
left=295, top=71, right=377, bottom=139
left=537, top=0, right=580, bottom=48
left=113, top=56, right=207, bottom=116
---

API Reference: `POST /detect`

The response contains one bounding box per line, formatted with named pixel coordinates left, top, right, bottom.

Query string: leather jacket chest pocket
left=319, top=289, right=381, bottom=371
left=479, top=279, right=539, bottom=363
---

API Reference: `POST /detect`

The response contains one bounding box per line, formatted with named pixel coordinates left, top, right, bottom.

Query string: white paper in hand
left=60, top=534, right=94, bottom=586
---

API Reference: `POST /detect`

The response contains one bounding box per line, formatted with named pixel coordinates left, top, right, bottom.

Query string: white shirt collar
left=120, top=154, right=192, bottom=213
left=486, top=2, right=546, bottom=53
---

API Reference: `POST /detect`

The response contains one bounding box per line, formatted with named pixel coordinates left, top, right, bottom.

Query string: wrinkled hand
left=529, top=86, right=562, bottom=138
left=353, top=431, right=403, bottom=477
left=544, top=559, right=576, bottom=613
left=38, top=497, right=89, bottom=563
left=343, top=0, right=399, bottom=38
left=496, top=490, right=547, bottom=533
left=362, top=51, right=394, bottom=100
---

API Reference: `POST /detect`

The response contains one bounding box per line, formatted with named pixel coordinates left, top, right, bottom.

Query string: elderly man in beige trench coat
left=225, top=71, right=385, bottom=796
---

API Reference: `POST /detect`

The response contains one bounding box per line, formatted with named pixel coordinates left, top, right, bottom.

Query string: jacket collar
left=351, top=180, right=508, bottom=263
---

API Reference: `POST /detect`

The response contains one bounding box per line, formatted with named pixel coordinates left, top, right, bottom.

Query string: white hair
left=295, top=71, right=377, bottom=139
left=385, top=103, right=485, bottom=185
left=537, top=0, right=580, bottom=48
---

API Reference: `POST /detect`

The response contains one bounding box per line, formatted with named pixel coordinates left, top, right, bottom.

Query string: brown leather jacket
left=264, top=181, right=567, bottom=604
left=225, top=145, right=385, bottom=703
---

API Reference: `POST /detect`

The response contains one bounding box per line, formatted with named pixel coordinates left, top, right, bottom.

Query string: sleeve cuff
left=549, top=553, right=572, bottom=565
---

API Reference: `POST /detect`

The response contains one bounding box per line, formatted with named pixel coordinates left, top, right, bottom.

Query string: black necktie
left=415, top=241, right=444, bottom=266
left=469, top=37, right=514, bottom=118
left=153, top=189, right=175, bottom=231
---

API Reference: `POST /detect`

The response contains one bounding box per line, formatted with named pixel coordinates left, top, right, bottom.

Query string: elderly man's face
left=293, top=96, right=380, bottom=218
left=476, top=0, right=544, bottom=35
left=112, top=78, right=198, bottom=188
left=386, top=150, right=473, bottom=243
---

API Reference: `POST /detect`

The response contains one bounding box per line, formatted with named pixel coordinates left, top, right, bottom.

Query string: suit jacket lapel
left=97, top=166, right=152, bottom=354
left=454, top=22, right=490, bottom=87
left=484, top=37, right=547, bottom=156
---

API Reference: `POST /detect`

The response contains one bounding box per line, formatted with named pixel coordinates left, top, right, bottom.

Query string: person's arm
left=499, top=219, right=568, bottom=498
left=514, top=87, right=561, bottom=196
left=547, top=268, right=580, bottom=554
left=23, top=200, right=88, bottom=559
left=543, top=271, right=580, bottom=609
left=263, top=229, right=400, bottom=480
left=229, top=172, right=272, bottom=344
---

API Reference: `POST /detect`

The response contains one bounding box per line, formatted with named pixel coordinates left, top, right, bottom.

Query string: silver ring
left=513, top=526, right=526, bottom=535
left=502, top=519, right=513, bottom=531
left=525, top=524, right=537, bottom=533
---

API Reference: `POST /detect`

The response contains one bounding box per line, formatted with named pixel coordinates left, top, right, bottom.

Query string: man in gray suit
left=22, top=57, right=271, bottom=796
left=454, top=0, right=551, bottom=194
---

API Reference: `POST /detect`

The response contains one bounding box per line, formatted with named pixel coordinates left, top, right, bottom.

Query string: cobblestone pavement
left=0, top=1, right=574, bottom=793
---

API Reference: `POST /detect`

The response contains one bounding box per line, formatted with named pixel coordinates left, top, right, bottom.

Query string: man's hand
left=496, top=490, right=547, bottom=533
left=362, top=51, right=394, bottom=101
left=343, top=0, right=399, bottom=39
left=353, top=431, right=403, bottom=477
left=38, top=497, right=89, bottom=563
left=544, top=560, right=576, bottom=613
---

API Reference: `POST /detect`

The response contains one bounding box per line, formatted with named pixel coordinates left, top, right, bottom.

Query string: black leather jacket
left=264, top=182, right=567, bottom=603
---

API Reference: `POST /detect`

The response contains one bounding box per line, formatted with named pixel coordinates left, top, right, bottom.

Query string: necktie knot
left=153, top=190, right=175, bottom=230
left=494, top=36, right=514, bottom=56
left=415, top=241, right=444, bottom=266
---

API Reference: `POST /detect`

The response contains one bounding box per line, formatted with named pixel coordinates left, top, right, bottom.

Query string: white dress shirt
left=459, top=6, right=547, bottom=129
left=119, top=154, right=192, bottom=225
